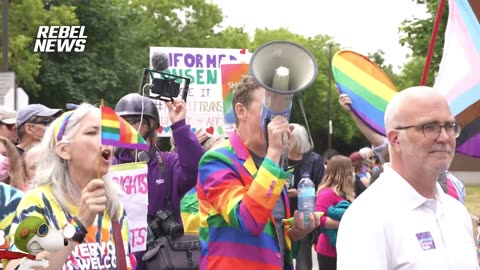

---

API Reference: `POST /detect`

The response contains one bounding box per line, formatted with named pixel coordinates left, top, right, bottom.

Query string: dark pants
left=317, top=253, right=337, bottom=270
left=295, top=231, right=314, bottom=270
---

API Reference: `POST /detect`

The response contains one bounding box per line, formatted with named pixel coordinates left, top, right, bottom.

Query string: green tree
left=0, top=0, right=77, bottom=93
left=209, top=27, right=251, bottom=49
left=33, top=0, right=226, bottom=108
left=396, top=56, right=427, bottom=90
left=399, top=0, right=447, bottom=85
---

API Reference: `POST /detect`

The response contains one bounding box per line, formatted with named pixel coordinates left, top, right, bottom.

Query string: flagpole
left=97, top=99, right=104, bottom=179
left=420, top=0, right=447, bottom=85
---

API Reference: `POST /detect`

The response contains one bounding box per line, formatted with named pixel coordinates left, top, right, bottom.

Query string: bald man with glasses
left=336, top=86, right=479, bottom=270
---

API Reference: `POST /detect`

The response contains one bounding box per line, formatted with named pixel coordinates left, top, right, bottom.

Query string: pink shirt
left=315, top=187, right=344, bottom=257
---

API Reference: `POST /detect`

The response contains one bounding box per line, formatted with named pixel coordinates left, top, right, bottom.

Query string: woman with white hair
left=287, top=123, right=325, bottom=270
left=6, top=103, right=134, bottom=270
left=358, top=147, right=378, bottom=174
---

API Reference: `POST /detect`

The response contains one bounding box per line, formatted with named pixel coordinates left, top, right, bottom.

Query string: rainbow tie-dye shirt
left=197, top=131, right=293, bottom=270
left=8, top=185, right=135, bottom=270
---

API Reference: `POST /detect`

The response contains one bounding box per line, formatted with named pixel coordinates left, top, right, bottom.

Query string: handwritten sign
left=106, top=162, right=148, bottom=252
left=149, top=47, right=251, bottom=137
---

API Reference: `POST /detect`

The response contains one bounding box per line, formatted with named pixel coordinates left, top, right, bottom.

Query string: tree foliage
left=0, top=0, right=77, bottom=93
left=399, top=0, right=447, bottom=85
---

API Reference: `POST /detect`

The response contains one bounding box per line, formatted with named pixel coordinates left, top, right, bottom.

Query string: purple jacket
left=113, top=119, right=204, bottom=270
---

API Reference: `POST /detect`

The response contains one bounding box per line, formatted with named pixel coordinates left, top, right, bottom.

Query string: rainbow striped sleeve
left=180, top=187, right=200, bottom=234
left=198, top=146, right=288, bottom=236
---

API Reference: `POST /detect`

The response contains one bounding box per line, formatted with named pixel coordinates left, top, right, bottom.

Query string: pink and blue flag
left=434, top=0, right=480, bottom=158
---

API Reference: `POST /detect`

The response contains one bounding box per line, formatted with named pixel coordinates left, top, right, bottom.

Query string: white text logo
left=34, top=26, right=87, bottom=53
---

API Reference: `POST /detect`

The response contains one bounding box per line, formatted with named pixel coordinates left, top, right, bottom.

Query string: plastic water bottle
left=297, top=173, right=315, bottom=225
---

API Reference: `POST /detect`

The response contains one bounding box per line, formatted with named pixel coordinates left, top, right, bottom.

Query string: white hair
left=359, top=147, right=373, bottom=159
left=34, top=103, right=121, bottom=220
left=290, top=123, right=312, bottom=154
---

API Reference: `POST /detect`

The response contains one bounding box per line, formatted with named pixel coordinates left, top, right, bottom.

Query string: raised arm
left=166, top=98, right=205, bottom=196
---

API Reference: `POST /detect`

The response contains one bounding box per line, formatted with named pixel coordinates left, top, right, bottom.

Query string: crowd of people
left=0, top=75, right=478, bottom=270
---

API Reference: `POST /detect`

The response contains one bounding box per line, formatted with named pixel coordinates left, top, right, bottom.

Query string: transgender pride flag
left=434, top=0, right=480, bottom=158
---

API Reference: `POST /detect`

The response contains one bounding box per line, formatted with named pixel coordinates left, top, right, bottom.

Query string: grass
left=465, top=185, right=480, bottom=240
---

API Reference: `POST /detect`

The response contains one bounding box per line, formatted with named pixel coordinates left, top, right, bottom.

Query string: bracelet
left=69, top=216, right=88, bottom=243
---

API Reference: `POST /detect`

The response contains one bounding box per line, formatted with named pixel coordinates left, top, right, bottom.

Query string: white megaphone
left=250, top=40, right=318, bottom=143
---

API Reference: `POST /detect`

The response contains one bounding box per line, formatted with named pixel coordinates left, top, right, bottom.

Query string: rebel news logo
left=34, top=26, right=87, bottom=53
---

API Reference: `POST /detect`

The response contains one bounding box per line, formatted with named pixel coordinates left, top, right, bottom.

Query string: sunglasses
left=368, top=156, right=376, bottom=160
left=19, top=223, right=49, bottom=238
left=30, top=118, right=54, bottom=126
left=0, top=122, right=15, bottom=131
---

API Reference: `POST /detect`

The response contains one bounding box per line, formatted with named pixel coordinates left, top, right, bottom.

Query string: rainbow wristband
left=69, top=216, right=88, bottom=243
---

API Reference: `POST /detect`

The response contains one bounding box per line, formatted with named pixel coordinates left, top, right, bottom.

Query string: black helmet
left=115, top=93, right=160, bottom=125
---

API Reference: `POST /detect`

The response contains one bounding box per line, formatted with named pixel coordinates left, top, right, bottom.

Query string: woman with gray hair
left=287, top=123, right=325, bottom=270
left=6, top=103, right=134, bottom=270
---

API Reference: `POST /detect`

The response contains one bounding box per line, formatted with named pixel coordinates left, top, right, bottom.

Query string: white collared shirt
left=337, top=164, right=479, bottom=270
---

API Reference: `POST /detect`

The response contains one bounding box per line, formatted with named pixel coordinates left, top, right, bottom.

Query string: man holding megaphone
left=197, top=69, right=320, bottom=269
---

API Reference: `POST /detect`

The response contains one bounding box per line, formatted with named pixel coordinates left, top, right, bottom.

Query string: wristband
left=69, top=216, right=88, bottom=243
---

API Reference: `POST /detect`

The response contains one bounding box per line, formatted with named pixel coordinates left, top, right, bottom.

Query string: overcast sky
left=211, top=0, right=429, bottom=70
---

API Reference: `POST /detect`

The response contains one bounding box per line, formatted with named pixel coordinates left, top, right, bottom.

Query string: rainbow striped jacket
left=197, top=131, right=293, bottom=270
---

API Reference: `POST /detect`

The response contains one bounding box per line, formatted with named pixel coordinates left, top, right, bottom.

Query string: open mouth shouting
left=101, top=149, right=112, bottom=162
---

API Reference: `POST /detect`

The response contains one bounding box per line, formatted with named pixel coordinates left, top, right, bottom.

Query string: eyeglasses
left=395, top=122, right=462, bottom=140
left=0, top=122, right=15, bottom=131
left=19, top=223, right=49, bottom=238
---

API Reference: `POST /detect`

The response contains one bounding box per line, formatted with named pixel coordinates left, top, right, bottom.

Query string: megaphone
left=250, top=40, right=318, bottom=142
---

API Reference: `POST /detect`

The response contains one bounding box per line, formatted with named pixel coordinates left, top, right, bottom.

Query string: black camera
left=151, top=77, right=181, bottom=102
left=149, top=210, right=184, bottom=240
left=140, top=69, right=190, bottom=103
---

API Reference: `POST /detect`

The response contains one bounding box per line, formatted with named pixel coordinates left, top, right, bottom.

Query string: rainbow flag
left=433, top=0, right=480, bottom=158
left=332, top=50, right=398, bottom=135
left=101, top=106, right=149, bottom=151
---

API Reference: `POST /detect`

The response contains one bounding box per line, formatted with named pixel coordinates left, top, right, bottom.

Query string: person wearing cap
left=112, top=93, right=205, bottom=270
left=349, top=152, right=368, bottom=198
left=15, top=104, right=62, bottom=155
left=0, top=109, right=17, bottom=142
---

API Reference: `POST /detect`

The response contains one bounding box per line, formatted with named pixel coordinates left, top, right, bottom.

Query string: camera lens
left=169, top=224, right=184, bottom=240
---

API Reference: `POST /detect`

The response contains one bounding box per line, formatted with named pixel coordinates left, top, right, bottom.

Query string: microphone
left=151, top=52, right=169, bottom=72
left=140, top=52, right=169, bottom=93
left=141, top=51, right=190, bottom=102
